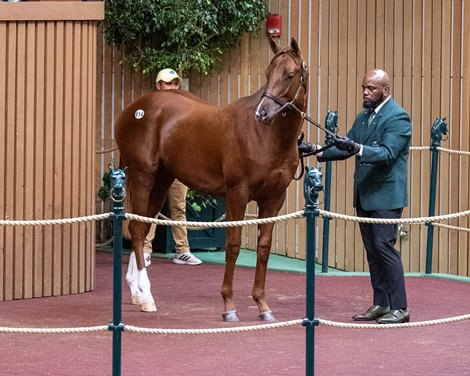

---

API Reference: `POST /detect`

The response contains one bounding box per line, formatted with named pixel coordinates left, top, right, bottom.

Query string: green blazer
left=322, top=98, right=412, bottom=211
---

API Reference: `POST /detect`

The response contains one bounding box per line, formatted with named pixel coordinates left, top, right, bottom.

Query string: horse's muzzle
left=255, top=108, right=271, bottom=124
left=255, top=97, right=278, bottom=125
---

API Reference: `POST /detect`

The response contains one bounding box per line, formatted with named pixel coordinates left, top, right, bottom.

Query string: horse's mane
left=234, top=85, right=267, bottom=109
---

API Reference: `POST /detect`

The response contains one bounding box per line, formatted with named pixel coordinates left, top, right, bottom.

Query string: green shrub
left=103, top=0, right=268, bottom=75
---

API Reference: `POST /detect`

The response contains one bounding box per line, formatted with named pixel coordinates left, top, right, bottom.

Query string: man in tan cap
left=143, top=68, right=202, bottom=266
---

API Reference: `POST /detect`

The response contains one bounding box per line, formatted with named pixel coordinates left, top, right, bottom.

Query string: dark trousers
left=356, top=201, right=407, bottom=310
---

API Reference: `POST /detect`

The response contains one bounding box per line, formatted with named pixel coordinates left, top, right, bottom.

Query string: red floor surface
left=1, top=251, right=470, bottom=375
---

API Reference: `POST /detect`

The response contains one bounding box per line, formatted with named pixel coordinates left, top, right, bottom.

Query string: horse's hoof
left=222, top=310, right=240, bottom=322
left=131, top=295, right=142, bottom=305
left=141, top=301, right=157, bottom=312
left=258, top=311, right=276, bottom=322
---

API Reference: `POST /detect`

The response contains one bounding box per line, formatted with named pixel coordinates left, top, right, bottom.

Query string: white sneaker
left=173, top=251, right=202, bottom=265
left=144, top=253, right=152, bottom=267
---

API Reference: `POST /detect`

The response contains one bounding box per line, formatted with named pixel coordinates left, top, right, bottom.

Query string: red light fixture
left=266, top=14, right=282, bottom=37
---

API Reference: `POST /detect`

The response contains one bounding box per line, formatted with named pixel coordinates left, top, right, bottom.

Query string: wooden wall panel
left=0, top=22, right=6, bottom=298
left=95, top=0, right=470, bottom=277
left=1, top=14, right=100, bottom=301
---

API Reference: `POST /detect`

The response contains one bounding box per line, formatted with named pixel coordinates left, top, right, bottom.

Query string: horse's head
left=255, top=37, right=308, bottom=125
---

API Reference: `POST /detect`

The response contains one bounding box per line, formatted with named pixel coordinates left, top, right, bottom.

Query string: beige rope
left=125, top=320, right=303, bottom=335
left=3, top=312, right=470, bottom=334
left=432, top=222, right=470, bottom=233
left=95, top=145, right=470, bottom=156
left=319, top=209, right=470, bottom=225
left=96, top=145, right=118, bottom=154
left=410, top=146, right=470, bottom=156
left=96, top=238, right=114, bottom=248
left=157, top=212, right=226, bottom=231
left=0, top=325, right=108, bottom=334
left=0, top=213, right=109, bottom=226
left=319, top=313, right=470, bottom=329
left=435, top=146, right=470, bottom=156
left=2, top=209, right=469, bottom=230
left=125, top=211, right=305, bottom=228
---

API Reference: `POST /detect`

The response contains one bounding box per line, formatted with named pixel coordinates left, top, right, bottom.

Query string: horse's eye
left=287, top=73, right=295, bottom=81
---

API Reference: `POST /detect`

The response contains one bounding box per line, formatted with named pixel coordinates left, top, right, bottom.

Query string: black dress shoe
left=352, top=305, right=390, bottom=321
left=376, top=309, right=410, bottom=324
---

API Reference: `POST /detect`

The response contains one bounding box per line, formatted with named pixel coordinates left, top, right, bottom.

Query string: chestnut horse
left=115, top=37, right=308, bottom=322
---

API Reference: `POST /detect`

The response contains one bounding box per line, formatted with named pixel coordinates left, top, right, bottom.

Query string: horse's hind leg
left=127, top=215, right=157, bottom=312
left=129, top=170, right=175, bottom=312
left=125, top=168, right=166, bottom=312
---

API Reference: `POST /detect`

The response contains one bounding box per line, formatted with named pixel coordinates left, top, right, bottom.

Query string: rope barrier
left=96, top=145, right=118, bottom=154
left=409, top=145, right=470, bottom=156
left=125, top=211, right=304, bottom=228
left=0, top=325, right=109, bottom=334
left=0, top=159, right=469, bottom=335
left=125, top=320, right=303, bottom=334
left=96, top=238, right=114, bottom=248
left=3, top=312, right=470, bottom=334
left=0, top=213, right=109, bottom=226
left=97, top=145, right=470, bottom=156
left=319, top=209, right=470, bottom=225
left=1, top=209, right=470, bottom=229
left=433, top=222, right=470, bottom=232
left=434, top=146, right=470, bottom=156
left=319, top=313, right=470, bottom=329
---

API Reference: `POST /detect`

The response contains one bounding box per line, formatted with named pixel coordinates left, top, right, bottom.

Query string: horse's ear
left=268, top=37, right=279, bottom=54
left=290, top=37, right=300, bottom=56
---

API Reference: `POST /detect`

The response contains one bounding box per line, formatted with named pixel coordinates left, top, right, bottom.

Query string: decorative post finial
left=110, top=169, right=126, bottom=203
left=303, top=166, right=323, bottom=210
left=324, top=110, right=338, bottom=145
left=430, top=117, right=448, bottom=147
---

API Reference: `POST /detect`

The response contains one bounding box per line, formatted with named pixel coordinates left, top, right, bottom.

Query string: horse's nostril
left=256, top=108, right=269, bottom=122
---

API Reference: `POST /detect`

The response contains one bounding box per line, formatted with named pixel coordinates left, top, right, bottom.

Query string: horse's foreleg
left=221, top=226, right=243, bottom=322
left=252, top=222, right=276, bottom=322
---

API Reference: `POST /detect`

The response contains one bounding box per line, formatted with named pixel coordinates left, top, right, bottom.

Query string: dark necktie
left=367, top=109, right=376, bottom=127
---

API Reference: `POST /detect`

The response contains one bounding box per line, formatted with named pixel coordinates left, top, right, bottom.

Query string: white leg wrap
left=126, top=252, right=142, bottom=305
left=138, top=268, right=156, bottom=312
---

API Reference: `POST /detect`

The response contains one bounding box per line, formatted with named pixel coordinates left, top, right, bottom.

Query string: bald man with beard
left=300, top=69, right=412, bottom=324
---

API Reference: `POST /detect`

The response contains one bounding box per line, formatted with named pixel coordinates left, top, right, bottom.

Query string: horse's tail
left=119, top=156, right=132, bottom=240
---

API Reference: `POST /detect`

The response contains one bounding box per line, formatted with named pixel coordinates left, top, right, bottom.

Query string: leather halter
left=261, top=55, right=308, bottom=117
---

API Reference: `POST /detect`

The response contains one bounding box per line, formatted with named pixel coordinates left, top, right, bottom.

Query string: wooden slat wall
left=96, top=0, right=470, bottom=276
left=1, top=18, right=99, bottom=301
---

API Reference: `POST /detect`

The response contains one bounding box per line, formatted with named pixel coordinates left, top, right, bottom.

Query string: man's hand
left=298, top=140, right=320, bottom=156
left=334, top=136, right=361, bottom=154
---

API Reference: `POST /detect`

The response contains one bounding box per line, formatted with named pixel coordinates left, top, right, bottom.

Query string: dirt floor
left=1, top=251, right=470, bottom=376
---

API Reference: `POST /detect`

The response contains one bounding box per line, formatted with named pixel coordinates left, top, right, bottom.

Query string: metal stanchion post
left=425, top=118, right=447, bottom=274
left=321, top=111, right=338, bottom=273
left=303, top=167, right=323, bottom=375
left=108, top=169, right=126, bottom=376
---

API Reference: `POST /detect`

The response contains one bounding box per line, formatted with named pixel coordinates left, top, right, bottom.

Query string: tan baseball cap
left=156, top=68, right=182, bottom=84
